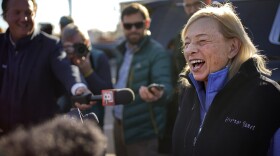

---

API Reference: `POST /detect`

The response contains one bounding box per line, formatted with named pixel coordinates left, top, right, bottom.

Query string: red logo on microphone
left=102, top=90, right=115, bottom=106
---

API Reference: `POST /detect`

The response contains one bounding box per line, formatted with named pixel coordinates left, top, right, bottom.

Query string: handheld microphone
left=71, top=88, right=135, bottom=106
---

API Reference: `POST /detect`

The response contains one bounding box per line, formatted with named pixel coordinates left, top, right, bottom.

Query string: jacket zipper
left=184, top=101, right=196, bottom=148
left=193, top=113, right=206, bottom=146
left=148, top=104, right=159, bottom=135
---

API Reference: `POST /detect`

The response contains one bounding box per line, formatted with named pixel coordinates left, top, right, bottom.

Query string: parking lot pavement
left=104, top=106, right=116, bottom=156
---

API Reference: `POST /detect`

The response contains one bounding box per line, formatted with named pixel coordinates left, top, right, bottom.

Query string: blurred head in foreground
left=0, top=115, right=107, bottom=156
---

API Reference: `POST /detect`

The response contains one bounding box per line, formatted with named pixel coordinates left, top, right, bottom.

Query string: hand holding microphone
left=71, top=88, right=135, bottom=106
left=73, top=86, right=96, bottom=110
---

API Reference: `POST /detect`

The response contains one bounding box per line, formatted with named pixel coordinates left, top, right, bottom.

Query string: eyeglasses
left=183, top=1, right=202, bottom=8
left=123, top=21, right=145, bottom=30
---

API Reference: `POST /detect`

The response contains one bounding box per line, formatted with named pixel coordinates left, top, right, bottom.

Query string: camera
left=73, top=43, right=89, bottom=57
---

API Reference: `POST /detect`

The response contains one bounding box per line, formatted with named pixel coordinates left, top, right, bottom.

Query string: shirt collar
left=7, top=28, right=39, bottom=49
left=189, top=66, right=229, bottom=93
left=9, top=34, right=16, bottom=47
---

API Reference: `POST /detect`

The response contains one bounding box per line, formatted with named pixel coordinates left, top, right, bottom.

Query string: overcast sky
left=0, top=0, right=121, bottom=34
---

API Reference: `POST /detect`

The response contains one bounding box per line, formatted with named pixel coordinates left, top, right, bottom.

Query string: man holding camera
left=60, top=23, right=113, bottom=128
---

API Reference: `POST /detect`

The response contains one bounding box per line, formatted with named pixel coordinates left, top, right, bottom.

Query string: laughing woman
left=172, top=3, right=280, bottom=156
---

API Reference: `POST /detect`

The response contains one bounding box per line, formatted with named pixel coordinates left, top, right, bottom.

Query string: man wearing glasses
left=183, top=0, right=211, bottom=16
left=113, top=3, right=173, bottom=156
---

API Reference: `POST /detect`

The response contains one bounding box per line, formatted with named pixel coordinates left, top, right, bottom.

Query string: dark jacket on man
left=0, top=29, right=81, bottom=133
left=115, top=35, right=173, bottom=144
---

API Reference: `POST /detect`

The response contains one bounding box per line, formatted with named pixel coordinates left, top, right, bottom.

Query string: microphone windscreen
left=114, top=88, right=135, bottom=105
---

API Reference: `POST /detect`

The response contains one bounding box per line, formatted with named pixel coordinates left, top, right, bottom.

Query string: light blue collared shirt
left=114, top=44, right=134, bottom=120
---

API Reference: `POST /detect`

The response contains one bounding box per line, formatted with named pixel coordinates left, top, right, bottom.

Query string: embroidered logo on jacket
left=2, top=64, right=7, bottom=69
left=225, top=117, right=256, bottom=131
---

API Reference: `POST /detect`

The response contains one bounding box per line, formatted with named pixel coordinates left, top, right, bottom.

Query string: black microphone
left=71, top=88, right=135, bottom=106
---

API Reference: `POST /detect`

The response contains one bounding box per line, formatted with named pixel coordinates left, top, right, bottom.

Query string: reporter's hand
left=74, top=102, right=96, bottom=111
left=139, top=86, right=164, bottom=103
left=74, top=86, right=96, bottom=111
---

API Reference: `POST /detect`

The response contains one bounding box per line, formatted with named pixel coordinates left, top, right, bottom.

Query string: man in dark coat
left=0, top=0, right=93, bottom=135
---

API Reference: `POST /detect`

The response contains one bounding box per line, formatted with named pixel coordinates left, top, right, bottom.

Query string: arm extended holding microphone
left=71, top=88, right=135, bottom=106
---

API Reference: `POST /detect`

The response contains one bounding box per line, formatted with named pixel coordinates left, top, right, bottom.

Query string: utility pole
left=68, top=0, right=72, bottom=17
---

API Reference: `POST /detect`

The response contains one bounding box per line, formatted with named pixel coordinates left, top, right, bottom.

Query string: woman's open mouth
left=190, top=59, right=205, bottom=71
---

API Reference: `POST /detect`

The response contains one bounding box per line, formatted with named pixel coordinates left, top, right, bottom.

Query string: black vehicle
left=96, top=0, right=279, bottom=83
left=142, top=0, right=280, bottom=83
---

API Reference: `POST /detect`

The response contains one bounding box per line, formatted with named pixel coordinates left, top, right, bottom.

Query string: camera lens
left=73, top=43, right=89, bottom=57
